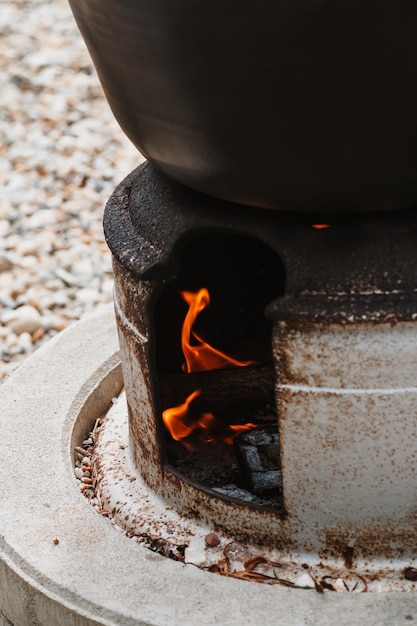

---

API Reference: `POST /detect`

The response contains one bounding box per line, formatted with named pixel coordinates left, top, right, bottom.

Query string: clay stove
left=101, top=160, right=417, bottom=567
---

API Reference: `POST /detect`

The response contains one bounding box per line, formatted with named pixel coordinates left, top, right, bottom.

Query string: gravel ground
left=0, top=0, right=144, bottom=381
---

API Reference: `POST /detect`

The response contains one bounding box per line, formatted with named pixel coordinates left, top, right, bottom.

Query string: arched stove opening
left=154, top=232, right=286, bottom=510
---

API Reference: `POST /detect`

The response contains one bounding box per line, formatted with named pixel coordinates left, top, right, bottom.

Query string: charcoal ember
left=250, top=469, right=282, bottom=493
left=212, top=485, right=265, bottom=505
left=213, top=484, right=283, bottom=510
left=235, top=429, right=281, bottom=494
left=237, top=430, right=280, bottom=471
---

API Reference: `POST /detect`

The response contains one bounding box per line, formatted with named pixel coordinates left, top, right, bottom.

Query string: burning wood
left=158, top=366, right=276, bottom=421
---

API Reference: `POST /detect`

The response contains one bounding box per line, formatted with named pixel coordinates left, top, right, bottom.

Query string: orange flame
left=162, top=390, right=257, bottom=448
left=180, top=288, right=254, bottom=373
left=162, top=389, right=201, bottom=442
left=312, top=223, right=331, bottom=230
left=162, top=288, right=258, bottom=448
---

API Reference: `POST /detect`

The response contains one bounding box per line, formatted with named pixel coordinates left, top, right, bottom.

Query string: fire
left=312, top=223, right=331, bottom=230
left=180, top=288, right=254, bottom=373
left=162, top=389, right=202, bottom=442
left=162, top=287, right=257, bottom=447
left=162, top=390, right=257, bottom=448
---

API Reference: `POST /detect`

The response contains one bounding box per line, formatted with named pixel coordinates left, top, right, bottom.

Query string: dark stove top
left=105, top=162, right=417, bottom=324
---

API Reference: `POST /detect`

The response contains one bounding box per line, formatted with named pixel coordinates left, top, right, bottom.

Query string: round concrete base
left=0, top=305, right=416, bottom=625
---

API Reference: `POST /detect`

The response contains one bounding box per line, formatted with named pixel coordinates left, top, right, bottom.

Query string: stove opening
left=154, top=232, right=285, bottom=510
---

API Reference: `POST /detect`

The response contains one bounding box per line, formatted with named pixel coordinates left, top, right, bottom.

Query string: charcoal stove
left=1, top=3, right=417, bottom=623
left=92, top=160, right=417, bottom=581
left=65, top=4, right=417, bottom=574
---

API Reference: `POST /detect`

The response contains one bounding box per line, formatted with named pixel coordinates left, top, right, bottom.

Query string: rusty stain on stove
left=99, top=162, right=417, bottom=578
left=88, top=392, right=417, bottom=590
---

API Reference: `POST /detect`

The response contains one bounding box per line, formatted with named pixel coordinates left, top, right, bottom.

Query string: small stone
left=404, top=567, right=417, bottom=581
left=0, top=254, right=13, bottom=272
left=1, top=305, right=42, bottom=335
left=17, top=332, right=33, bottom=354
left=31, top=326, right=45, bottom=344
left=5, top=332, right=19, bottom=348
left=294, top=572, right=315, bottom=589
left=0, top=293, right=16, bottom=309
left=74, top=467, right=83, bottom=479
left=184, top=536, right=208, bottom=567
left=205, top=533, right=220, bottom=547
left=75, top=446, right=90, bottom=457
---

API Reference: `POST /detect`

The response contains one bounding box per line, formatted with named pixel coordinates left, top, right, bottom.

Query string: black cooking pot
left=69, top=0, right=417, bottom=212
